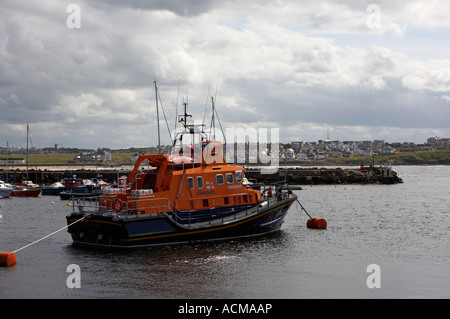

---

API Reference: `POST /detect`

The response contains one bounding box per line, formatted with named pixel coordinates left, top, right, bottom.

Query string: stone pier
left=1, top=165, right=402, bottom=186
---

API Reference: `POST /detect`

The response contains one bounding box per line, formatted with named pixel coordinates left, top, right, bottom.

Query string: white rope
left=13, top=216, right=86, bottom=254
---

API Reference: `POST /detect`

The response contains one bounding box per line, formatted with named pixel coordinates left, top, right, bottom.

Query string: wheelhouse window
left=196, top=176, right=204, bottom=189
left=235, top=171, right=243, bottom=183
left=216, top=174, right=224, bottom=185
left=187, top=177, right=194, bottom=190
left=226, top=173, right=233, bottom=184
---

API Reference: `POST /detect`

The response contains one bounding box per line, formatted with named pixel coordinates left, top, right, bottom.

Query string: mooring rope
left=13, top=216, right=86, bottom=254
left=295, top=199, right=313, bottom=219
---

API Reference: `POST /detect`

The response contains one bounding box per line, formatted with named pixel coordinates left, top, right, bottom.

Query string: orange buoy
left=307, top=218, right=327, bottom=229
left=0, top=251, right=16, bottom=267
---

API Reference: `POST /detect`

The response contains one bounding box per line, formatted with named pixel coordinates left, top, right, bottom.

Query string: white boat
left=0, top=181, right=13, bottom=198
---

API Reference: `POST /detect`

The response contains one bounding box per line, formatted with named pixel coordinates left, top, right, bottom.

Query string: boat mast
left=154, top=80, right=161, bottom=154
left=210, top=97, right=215, bottom=141
left=209, top=97, right=226, bottom=145
left=5, top=141, right=9, bottom=182
left=179, top=100, right=192, bottom=131
left=26, top=124, right=29, bottom=180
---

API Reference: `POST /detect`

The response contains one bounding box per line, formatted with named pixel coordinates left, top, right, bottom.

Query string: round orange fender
left=113, top=198, right=123, bottom=212
left=0, top=251, right=16, bottom=267
left=307, top=218, right=327, bottom=229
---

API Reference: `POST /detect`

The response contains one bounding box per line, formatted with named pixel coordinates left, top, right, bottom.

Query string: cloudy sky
left=1, top=0, right=450, bottom=149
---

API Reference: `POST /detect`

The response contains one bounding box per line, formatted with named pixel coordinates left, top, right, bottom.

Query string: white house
left=380, top=146, right=396, bottom=154
left=283, top=148, right=295, bottom=161
left=0, top=157, right=25, bottom=164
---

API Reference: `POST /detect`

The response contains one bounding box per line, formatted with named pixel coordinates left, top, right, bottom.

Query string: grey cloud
left=1, top=0, right=449, bottom=149
left=89, top=0, right=222, bottom=16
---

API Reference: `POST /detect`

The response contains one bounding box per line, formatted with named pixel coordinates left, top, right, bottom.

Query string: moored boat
left=41, top=181, right=65, bottom=195
left=66, top=102, right=297, bottom=248
left=10, top=180, right=41, bottom=197
left=0, top=181, right=13, bottom=198
left=11, top=187, right=42, bottom=197
left=59, top=177, right=104, bottom=199
left=9, top=126, right=42, bottom=198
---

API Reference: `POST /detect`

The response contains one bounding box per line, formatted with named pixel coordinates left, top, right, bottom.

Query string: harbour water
left=0, top=166, right=448, bottom=299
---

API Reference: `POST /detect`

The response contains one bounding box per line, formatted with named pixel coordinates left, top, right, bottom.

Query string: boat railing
left=164, top=187, right=295, bottom=229
left=122, top=197, right=178, bottom=219
left=70, top=195, right=178, bottom=218
left=71, top=196, right=99, bottom=215
left=163, top=202, right=260, bottom=229
left=259, top=183, right=292, bottom=203
left=71, top=183, right=295, bottom=227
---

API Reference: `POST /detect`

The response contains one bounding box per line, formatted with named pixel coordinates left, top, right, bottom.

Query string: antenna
left=174, top=78, right=181, bottom=132
left=209, top=96, right=226, bottom=145
left=178, top=100, right=192, bottom=130
left=154, top=80, right=161, bottom=153
left=210, top=96, right=215, bottom=141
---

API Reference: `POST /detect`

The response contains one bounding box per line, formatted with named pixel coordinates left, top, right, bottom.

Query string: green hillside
left=327, top=150, right=450, bottom=165
left=0, top=152, right=133, bottom=166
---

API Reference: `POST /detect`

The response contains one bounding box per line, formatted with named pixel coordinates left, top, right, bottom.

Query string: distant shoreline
left=1, top=150, right=449, bottom=169
left=1, top=162, right=450, bottom=171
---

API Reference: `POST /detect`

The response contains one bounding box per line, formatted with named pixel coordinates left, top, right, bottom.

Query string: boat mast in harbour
left=154, top=80, right=161, bottom=154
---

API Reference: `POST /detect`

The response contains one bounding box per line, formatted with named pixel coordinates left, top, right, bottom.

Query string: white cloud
left=1, top=0, right=450, bottom=148
left=402, top=60, right=450, bottom=92
left=441, top=95, right=450, bottom=103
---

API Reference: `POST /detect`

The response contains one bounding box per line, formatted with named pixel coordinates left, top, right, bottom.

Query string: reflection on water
left=1, top=166, right=449, bottom=298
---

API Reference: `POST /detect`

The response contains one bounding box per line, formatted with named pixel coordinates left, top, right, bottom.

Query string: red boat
left=11, top=181, right=42, bottom=197
left=11, top=188, right=42, bottom=197
left=10, top=126, right=42, bottom=198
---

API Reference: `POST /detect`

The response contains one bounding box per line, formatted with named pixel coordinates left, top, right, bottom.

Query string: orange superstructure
left=99, top=140, right=261, bottom=217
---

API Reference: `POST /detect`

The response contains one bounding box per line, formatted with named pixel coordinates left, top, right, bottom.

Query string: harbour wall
left=1, top=165, right=402, bottom=186
left=245, top=166, right=402, bottom=185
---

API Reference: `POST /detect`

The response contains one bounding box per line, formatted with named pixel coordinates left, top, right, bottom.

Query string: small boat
left=9, top=180, right=41, bottom=197
left=10, top=188, right=42, bottom=197
left=41, top=181, right=66, bottom=195
left=0, top=181, right=13, bottom=198
left=59, top=188, right=103, bottom=200
left=10, top=127, right=42, bottom=197
left=243, top=177, right=263, bottom=191
left=11, top=186, right=42, bottom=197
left=59, top=178, right=103, bottom=200
left=66, top=98, right=297, bottom=248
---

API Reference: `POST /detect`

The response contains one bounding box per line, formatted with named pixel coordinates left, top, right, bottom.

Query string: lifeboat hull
left=66, top=196, right=296, bottom=248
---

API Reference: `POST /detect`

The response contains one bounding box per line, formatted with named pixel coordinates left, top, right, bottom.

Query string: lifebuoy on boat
left=113, top=198, right=123, bottom=212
